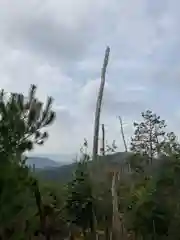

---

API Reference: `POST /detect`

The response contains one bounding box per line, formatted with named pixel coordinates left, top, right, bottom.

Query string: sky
left=0, top=0, right=180, bottom=155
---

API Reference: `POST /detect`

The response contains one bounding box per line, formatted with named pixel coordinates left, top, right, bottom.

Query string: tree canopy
left=1, top=84, right=180, bottom=239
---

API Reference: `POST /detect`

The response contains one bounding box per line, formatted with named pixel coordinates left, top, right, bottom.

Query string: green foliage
left=131, top=110, right=166, bottom=164
left=125, top=112, right=180, bottom=239
left=0, top=158, right=37, bottom=239
left=126, top=176, right=171, bottom=238
left=0, top=84, right=55, bottom=158
left=66, top=155, right=94, bottom=232
left=0, top=85, right=57, bottom=239
left=1, top=85, right=180, bottom=240
left=163, top=131, right=180, bottom=156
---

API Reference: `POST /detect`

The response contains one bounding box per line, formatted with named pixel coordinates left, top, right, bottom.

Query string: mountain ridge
left=36, top=152, right=131, bottom=182
left=27, top=157, right=64, bottom=169
left=26, top=153, right=76, bottom=169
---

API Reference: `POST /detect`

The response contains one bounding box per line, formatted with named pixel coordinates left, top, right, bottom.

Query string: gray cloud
left=0, top=0, right=180, bottom=155
left=0, top=0, right=115, bottom=67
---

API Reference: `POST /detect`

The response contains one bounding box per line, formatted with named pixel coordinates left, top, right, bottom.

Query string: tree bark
left=118, top=116, right=128, bottom=153
left=92, top=46, right=110, bottom=161
left=111, top=172, right=121, bottom=240
left=91, top=47, right=110, bottom=240
left=101, top=124, right=105, bottom=156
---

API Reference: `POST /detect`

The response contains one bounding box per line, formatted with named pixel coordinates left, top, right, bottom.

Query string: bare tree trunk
left=149, top=124, right=153, bottom=165
left=92, top=46, right=110, bottom=161
left=111, top=172, right=121, bottom=240
left=101, top=124, right=105, bottom=156
left=32, top=180, right=44, bottom=230
left=31, top=180, right=50, bottom=240
left=111, top=170, right=128, bottom=240
left=91, top=47, right=110, bottom=240
left=101, top=124, right=110, bottom=240
left=118, top=116, right=131, bottom=173
left=105, top=218, right=111, bottom=240
left=152, top=220, right=156, bottom=240
left=118, top=116, right=127, bottom=152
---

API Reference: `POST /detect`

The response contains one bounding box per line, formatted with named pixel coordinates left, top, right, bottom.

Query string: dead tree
left=31, top=179, right=50, bottom=240
left=111, top=168, right=128, bottom=240
left=100, top=124, right=105, bottom=156
left=92, top=46, right=110, bottom=161
left=90, top=46, right=110, bottom=240
left=118, top=116, right=131, bottom=172
left=111, top=170, right=121, bottom=240
left=110, top=116, right=129, bottom=240
left=118, top=116, right=127, bottom=152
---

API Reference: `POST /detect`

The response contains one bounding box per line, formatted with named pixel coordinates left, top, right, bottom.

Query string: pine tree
left=163, top=132, right=180, bottom=157
left=0, top=85, right=56, bottom=239
left=66, top=157, right=95, bottom=237
left=131, top=110, right=166, bottom=165
left=0, top=84, right=55, bottom=161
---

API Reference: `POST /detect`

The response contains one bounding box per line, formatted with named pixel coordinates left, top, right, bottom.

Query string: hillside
left=26, top=157, right=64, bottom=169
left=36, top=152, right=131, bottom=182
left=26, top=153, right=75, bottom=169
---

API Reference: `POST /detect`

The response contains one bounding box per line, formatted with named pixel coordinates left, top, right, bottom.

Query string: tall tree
left=0, top=84, right=55, bottom=160
left=66, top=157, right=95, bottom=238
left=131, top=110, right=166, bottom=165
left=92, top=46, right=110, bottom=161
left=91, top=46, right=110, bottom=239
left=118, top=116, right=128, bottom=153
left=0, top=85, right=55, bottom=239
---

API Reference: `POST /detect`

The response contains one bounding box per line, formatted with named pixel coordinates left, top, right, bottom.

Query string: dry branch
left=118, top=116, right=128, bottom=152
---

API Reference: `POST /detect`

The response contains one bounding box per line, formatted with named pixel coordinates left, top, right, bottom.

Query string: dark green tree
left=131, top=110, right=166, bottom=165
left=126, top=111, right=180, bottom=239
left=66, top=156, right=95, bottom=237
left=162, top=132, right=180, bottom=157
left=0, top=85, right=56, bottom=239
left=0, top=84, right=55, bottom=161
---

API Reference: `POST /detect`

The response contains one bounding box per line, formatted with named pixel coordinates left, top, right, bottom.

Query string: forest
left=1, top=48, right=180, bottom=240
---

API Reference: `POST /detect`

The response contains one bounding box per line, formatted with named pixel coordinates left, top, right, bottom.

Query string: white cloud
left=0, top=0, right=180, bottom=156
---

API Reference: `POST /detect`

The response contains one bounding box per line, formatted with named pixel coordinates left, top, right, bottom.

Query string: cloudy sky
left=0, top=0, right=180, bottom=155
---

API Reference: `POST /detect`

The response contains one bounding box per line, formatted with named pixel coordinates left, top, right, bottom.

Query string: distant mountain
left=26, top=153, right=76, bottom=169
left=37, top=162, right=76, bottom=182
left=36, top=152, right=131, bottom=182
left=26, top=157, right=64, bottom=169
left=35, top=152, right=166, bottom=183
left=30, top=153, right=76, bottom=163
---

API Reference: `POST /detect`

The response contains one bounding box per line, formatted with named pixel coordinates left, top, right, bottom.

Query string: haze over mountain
left=36, top=152, right=131, bottom=182
left=36, top=151, right=165, bottom=183
left=27, top=153, right=76, bottom=169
